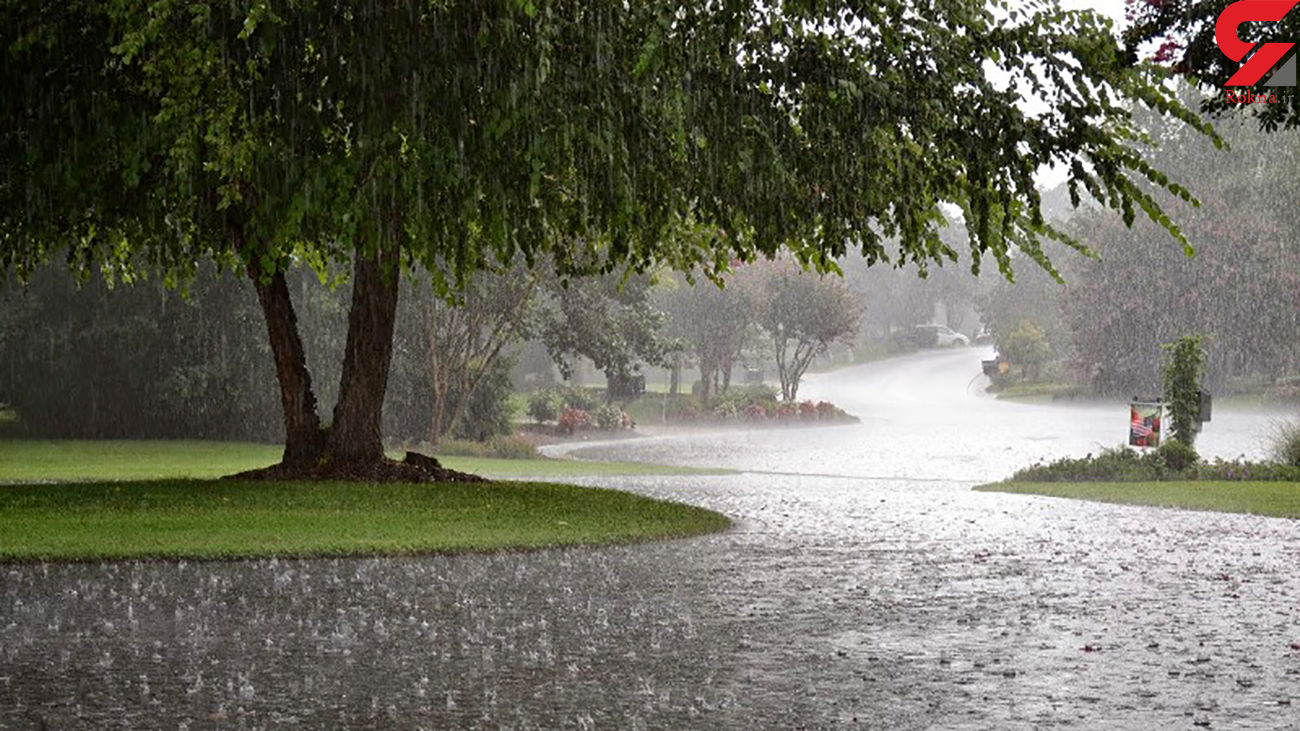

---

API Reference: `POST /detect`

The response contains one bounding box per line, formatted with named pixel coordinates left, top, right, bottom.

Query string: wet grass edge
left=974, top=480, right=1300, bottom=519
left=0, top=439, right=734, bottom=484
left=0, top=479, right=732, bottom=563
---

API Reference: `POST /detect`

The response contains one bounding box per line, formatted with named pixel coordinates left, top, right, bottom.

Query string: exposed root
left=226, top=452, right=486, bottom=483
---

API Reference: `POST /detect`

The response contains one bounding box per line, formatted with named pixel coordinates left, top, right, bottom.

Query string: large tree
left=2, top=0, right=1205, bottom=478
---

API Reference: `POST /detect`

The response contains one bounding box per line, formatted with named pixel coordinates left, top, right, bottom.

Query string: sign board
left=1129, top=401, right=1162, bottom=448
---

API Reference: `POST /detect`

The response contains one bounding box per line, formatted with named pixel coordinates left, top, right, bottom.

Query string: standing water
left=3, top=348, right=1298, bottom=728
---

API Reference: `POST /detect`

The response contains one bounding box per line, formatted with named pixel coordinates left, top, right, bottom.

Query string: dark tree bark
left=327, top=243, right=401, bottom=466
left=237, top=249, right=482, bottom=484
left=247, top=265, right=325, bottom=468
left=698, top=361, right=713, bottom=401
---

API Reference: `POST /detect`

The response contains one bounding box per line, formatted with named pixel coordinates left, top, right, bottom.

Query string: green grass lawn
left=986, top=381, right=1089, bottom=403
left=0, top=440, right=732, bottom=561
left=976, top=481, right=1300, bottom=519
left=0, top=479, right=730, bottom=561
left=0, top=440, right=729, bottom=483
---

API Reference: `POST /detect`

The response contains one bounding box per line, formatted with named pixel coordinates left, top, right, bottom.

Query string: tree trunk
left=248, top=265, right=325, bottom=468
left=773, top=336, right=794, bottom=402
left=328, top=244, right=401, bottom=466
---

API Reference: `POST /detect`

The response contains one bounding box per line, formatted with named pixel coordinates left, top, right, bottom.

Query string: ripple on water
left=3, top=473, right=1299, bottom=728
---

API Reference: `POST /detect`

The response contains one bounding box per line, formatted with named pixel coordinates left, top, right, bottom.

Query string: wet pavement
left=566, top=347, right=1282, bottom=482
left=4, top=349, right=1300, bottom=728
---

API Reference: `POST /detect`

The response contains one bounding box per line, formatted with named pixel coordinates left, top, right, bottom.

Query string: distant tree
left=2, top=0, right=1209, bottom=478
left=842, top=261, right=942, bottom=345
left=0, top=265, right=281, bottom=440
left=998, top=319, right=1053, bottom=381
left=841, top=225, right=985, bottom=350
left=1060, top=105, right=1300, bottom=396
left=660, top=271, right=752, bottom=401
left=977, top=251, right=1069, bottom=368
left=537, top=271, right=673, bottom=401
left=753, top=261, right=861, bottom=402
left=415, top=267, right=537, bottom=446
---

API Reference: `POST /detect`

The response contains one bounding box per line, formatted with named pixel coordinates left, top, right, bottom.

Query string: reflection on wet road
left=4, top=349, right=1299, bottom=728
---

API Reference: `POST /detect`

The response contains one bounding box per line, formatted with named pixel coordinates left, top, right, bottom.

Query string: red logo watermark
left=1216, top=0, right=1298, bottom=101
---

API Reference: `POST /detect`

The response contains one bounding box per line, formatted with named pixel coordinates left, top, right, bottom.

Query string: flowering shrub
left=712, top=401, right=739, bottom=420
left=595, top=404, right=632, bottom=430
left=636, top=390, right=853, bottom=427
left=557, top=407, right=592, bottom=434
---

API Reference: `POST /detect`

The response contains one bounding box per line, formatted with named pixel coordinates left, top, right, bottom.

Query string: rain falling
left=2, top=0, right=1299, bottom=728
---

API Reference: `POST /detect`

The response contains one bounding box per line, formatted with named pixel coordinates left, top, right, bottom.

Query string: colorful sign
left=1130, top=402, right=1162, bottom=448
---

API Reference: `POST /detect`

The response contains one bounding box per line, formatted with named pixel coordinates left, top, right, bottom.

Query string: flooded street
left=5, top=349, right=1300, bottom=728
left=568, top=347, right=1282, bottom=482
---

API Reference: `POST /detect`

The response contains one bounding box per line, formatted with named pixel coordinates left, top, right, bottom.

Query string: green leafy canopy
left=2, top=0, right=1209, bottom=287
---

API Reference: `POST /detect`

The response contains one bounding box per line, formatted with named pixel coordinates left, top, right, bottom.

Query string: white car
left=914, top=324, right=970, bottom=347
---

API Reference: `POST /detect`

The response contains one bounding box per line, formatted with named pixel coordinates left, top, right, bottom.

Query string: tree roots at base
left=226, top=452, right=486, bottom=483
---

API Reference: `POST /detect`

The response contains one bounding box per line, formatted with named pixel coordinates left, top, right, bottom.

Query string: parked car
left=913, top=324, right=970, bottom=348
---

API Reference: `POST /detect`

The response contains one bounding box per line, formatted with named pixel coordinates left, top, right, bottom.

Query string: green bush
left=560, top=386, right=601, bottom=412
left=487, top=434, right=541, bottom=459
left=1271, top=420, right=1300, bottom=467
left=450, top=358, right=517, bottom=442
left=677, top=396, right=702, bottom=420
left=1162, top=335, right=1207, bottom=447
left=1194, top=458, right=1300, bottom=482
left=594, top=404, right=621, bottom=430
left=1007, top=442, right=1300, bottom=483
left=1009, top=445, right=1166, bottom=483
left=435, top=435, right=541, bottom=460
left=527, top=390, right=561, bottom=424
left=1157, top=439, right=1199, bottom=472
left=711, top=400, right=739, bottom=420
left=712, top=383, right=779, bottom=410
left=998, top=319, right=1052, bottom=380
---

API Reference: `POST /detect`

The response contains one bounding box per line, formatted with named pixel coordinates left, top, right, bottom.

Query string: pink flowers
left=557, top=408, right=591, bottom=434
